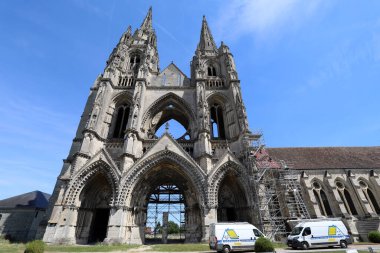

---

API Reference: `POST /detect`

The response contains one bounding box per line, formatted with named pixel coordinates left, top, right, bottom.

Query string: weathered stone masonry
left=39, top=8, right=380, bottom=244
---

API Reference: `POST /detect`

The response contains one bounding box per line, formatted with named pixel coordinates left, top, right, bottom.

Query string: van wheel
left=301, top=242, right=309, bottom=250
left=340, top=240, right=347, bottom=248
left=223, top=245, right=231, bottom=253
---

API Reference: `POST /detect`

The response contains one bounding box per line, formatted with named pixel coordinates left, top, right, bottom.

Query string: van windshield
left=253, top=229, right=263, bottom=237
left=290, top=227, right=303, bottom=235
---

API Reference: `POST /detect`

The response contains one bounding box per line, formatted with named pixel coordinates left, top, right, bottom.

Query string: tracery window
left=112, top=104, right=130, bottom=138
left=210, top=103, right=225, bottom=139
left=207, top=66, right=217, bottom=77
left=312, top=181, right=333, bottom=216
left=335, top=181, right=358, bottom=215
left=359, top=180, right=380, bottom=214
left=129, top=53, right=141, bottom=75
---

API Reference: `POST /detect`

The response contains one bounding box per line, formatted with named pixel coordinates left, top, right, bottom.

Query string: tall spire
left=197, top=15, right=217, bottom=53
left=140, top=7, right=153, bottom=32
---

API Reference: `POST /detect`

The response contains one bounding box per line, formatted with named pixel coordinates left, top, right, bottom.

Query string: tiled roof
left=0, top=190, right=51, bottom=209
left=266, top=146, right=380, bottom=170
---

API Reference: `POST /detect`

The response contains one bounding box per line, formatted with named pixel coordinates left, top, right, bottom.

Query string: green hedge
left=24, top=240, right=45, bottom=253
left=368, top=231, right=380, bottom=243
left=255, top=237, right=274, bottom=252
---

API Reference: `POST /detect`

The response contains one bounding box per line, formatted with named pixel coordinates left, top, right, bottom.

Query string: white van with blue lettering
left=209, top=222, right=265, bottom=253
left=287, top=219, right=352, bottom=250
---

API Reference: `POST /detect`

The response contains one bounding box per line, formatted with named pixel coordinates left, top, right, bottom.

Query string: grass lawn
left=0, top=240, right=140, bottom=253
left=150, top=243, right=210, bottom=252
left=46, top=244, right=139, bottom=252
left=0, top=242, right=25, bottom=253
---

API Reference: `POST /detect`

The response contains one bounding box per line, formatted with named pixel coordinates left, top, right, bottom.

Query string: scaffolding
left=145, top=184, right=185, bottom=242
left=251, top=144, right=310, bottom=241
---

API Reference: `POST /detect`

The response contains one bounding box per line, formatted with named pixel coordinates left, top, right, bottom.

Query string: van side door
left=302, top=227, right=312, bottom=246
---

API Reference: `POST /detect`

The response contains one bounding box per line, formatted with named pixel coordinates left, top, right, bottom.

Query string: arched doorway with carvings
left=217, top=171, right=250, bottom=222
left=121, top=153, right=206, bottom=244
left=75, top=171, right=113, bottom=244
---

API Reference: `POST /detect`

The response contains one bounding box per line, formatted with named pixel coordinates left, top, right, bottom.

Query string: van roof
left=296, top=220, right=344, bottom=227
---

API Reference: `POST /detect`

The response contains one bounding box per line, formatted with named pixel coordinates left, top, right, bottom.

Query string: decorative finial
left=225, top=139, right=230, bottom=151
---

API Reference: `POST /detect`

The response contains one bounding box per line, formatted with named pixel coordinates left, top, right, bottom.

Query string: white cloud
left=214, top=0, right=325, bottom=40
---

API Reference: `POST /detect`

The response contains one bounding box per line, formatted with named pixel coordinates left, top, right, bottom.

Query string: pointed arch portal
left=128, top=161, right=203, bottom=244
left=217, top=171, right=250, bottom=222
left=75, top=172, right=112, bottom=244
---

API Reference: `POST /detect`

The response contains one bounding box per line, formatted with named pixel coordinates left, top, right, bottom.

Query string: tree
left=167, top=221, right=180, bottom=234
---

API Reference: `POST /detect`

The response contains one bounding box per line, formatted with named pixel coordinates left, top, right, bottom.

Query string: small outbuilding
left=0, top=190, right=50, bottom=242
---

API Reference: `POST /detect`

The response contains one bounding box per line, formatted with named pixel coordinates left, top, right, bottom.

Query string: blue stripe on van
left=310, top=235, right=350, bottom=240
left=217, top=239, right=256, bottom=243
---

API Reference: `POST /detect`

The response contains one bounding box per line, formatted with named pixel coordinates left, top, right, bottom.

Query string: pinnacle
left=140, top=6, right=153, bottom=31
left=119, top=25, right=132, bottom=43
left=197, top=15, right=217, bottom=53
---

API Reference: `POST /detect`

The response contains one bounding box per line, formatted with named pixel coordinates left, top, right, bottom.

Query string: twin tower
left=42, top=8, right=260, bottom=244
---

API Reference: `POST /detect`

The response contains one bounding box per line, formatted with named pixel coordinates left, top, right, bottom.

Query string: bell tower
left=192, top=16, right=251, bottom=171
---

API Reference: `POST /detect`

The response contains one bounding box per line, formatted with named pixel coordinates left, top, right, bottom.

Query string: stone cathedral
left=40, top=8, right=380, bottom=244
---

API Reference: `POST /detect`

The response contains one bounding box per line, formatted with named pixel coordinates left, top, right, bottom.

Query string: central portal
left=131, top=162, right=203, bottom=244
left=145, top=184, right=185, bottom=243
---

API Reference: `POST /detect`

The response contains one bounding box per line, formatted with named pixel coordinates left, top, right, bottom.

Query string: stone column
left=53, top=207, right=78, bottom=244
left=202, top=207, right=217, bottom=242
left=105, top=207, right=128, bottom=244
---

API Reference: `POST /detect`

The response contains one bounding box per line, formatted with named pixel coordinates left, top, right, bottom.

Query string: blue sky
left=0, top=0, right=379, bottom=199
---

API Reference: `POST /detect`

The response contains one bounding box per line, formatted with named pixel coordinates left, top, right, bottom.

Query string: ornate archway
left=119, top=150, right=207, bottom=243
left=208, top=161, right=254, bottom=223
left=64, top=160, right=120, bottom=244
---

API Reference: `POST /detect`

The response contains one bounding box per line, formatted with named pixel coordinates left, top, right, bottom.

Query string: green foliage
left=167, top=221, right=180, bottom=234
left=24, top=240, right=45, bottom=253
left=0, top=235, right=9, bottom=244
left=368, top=231, right=380, bottom=243
left=254, top=237, right=274, bottom=252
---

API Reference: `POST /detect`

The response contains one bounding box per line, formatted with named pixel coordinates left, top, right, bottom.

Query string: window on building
left=210, top=103, right=225, bottom=139
left=336, top=181, right=358, bottom=215
left=129, top=54, right=141, bottom=75
left=359, top=180, right=380, bottom=214
left=312, top=181, right=333, bottom=217
left=112, top=104, right=130, bottom=138
left=207, top=66, right=216, bottom=77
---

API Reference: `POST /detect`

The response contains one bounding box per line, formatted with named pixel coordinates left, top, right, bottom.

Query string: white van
left=209, top=222, right=265, bottom=253
left=287, top=219, right=352, bottom=250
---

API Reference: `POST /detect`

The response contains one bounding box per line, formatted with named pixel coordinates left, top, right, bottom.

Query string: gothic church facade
left=40, top=9, right=380, bottom=244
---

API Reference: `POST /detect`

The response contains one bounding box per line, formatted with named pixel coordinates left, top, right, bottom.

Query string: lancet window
left=112, top=104, right=130, bottom=138
left=312, top=181, right=333, bottom=217
left=359, top=180, right=380, bottom=214
left=335, top=181, right=358, bottom=215
left=210, top=103, right=225, bottom=139
left=207, top=66, right=217, bottom=77
left=129, top=53, right=141, bottom=75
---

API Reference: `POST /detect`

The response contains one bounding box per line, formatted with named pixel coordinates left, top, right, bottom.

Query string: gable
left=137, top=133, right=201, bottom=172
left=151, top=63, right=190, bottom=87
